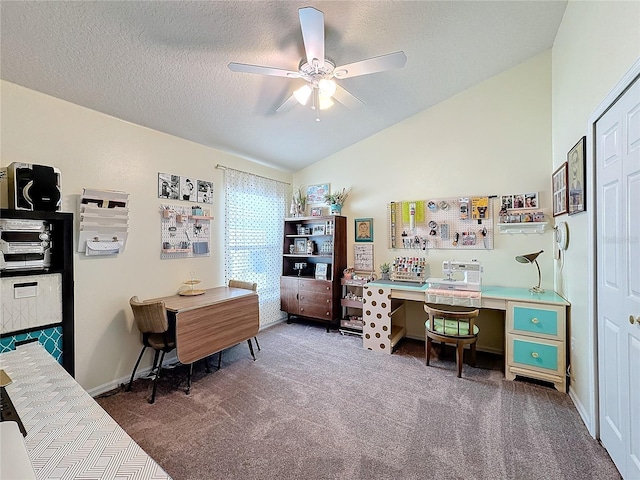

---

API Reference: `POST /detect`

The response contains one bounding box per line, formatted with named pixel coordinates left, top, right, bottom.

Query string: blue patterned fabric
left=0, top=326, right=63, bottom=363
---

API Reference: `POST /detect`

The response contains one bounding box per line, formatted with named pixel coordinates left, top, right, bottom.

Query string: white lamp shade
left=318, top=78, right=337, bottom=97
left=293, top=84, right=312, bottom=105
left=318, top=94, right=334, bottom=110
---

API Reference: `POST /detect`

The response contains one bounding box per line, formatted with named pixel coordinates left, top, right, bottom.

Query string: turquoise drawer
left=513, top=306, right=558, bottom=336
left=512, top=339, right=558, bottom=371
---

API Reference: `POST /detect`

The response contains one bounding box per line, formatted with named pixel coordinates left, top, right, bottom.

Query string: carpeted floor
left=97, top=321, right=620, bottom=480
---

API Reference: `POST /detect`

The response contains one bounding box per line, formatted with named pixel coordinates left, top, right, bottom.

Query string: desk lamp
left=515, top=250, right=545, bottom=293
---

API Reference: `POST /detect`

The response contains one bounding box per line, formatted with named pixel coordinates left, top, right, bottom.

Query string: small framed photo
left=524, top=192, right=538, bottom=209
left=315, top=262, right=328, bottom=280
left=312, top=225, right=325, bottom=235
left=294, top=238, right=307, bottom=254
left=180, top=176, right=196, bottom=202
left=197, top=180, right=213, bottom=204
left=500, top=195, right=513, bottom=210
left=355, top=218, right=373, bottom=242
left=310, top=207, right=324, bottom=217
left=568, top=136, right=586, bottom=215
left=158, top=172, right=180, bottom=200
left=552, top=162, right=569, bottom=217
left=307, top=183, right=330, bottom=204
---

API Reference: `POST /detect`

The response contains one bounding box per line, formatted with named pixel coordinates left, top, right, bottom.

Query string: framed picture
left=158, top=172, right=180, bottom=200
left=552, top=162, right=569, bottom=217
left=180, top=176, right=196, bottom=202
left=500, top=195, right=513, bottom=211
left=310, top=207, right=324, bottom=217
left=315, top=262, right=328, bottom=280
left=294, top=238, right=307, bottom=254
left=197, top=180, right=213, bottom=204
left=524, top=192, right=538, bottom=209
left=306, top=183, right=330, bottom=204
left=354, top=244, right=374, bottom=271
left=312, top=225, right=325, bottom=235
left=568, top=136, right=586, bottom=215
left=355, top=218, right=373, bottom=242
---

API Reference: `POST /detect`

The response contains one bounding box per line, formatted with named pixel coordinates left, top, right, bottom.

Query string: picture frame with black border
left=568, top=136, right=586, bottom=215
left=355, top=218, right=373, bottom=242
left=552, top=162, right=569, bottom=217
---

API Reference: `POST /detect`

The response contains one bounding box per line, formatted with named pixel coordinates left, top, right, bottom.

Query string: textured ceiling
left=0, top=1, right=567, bottom=172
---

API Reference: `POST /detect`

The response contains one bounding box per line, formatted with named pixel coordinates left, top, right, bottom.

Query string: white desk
left=362, top=280, right=570, bottom=391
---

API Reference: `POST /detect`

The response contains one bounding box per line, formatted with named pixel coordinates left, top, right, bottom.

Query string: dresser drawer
left=299, top=293, right=332, bottom=308
left=298, top=279, right=332, bottom=294
left=298, top=303, right=332, bottom=320
left=508, top=302, right=565, bottom=340
left=507, top=334, right=563, bottom=373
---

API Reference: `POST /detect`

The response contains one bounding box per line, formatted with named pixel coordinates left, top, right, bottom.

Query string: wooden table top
left=149, top=286, right=257, bottom=313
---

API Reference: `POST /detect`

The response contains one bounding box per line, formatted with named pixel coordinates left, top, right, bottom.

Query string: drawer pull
left=326, top=312, right=330, bottom=316
left=326, top=286, right=330, bottom=291
left=531, top=352, right=540, bottom=359
left=531, top=318, right=539, bottom=324
left=326, top=299, right=330, bottom=303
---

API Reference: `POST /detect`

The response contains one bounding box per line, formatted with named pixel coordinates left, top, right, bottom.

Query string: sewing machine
left=426, top=260, right=482, bottom=291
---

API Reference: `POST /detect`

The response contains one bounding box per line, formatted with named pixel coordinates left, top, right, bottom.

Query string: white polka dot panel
left=363, top=285, right=392, bottom=354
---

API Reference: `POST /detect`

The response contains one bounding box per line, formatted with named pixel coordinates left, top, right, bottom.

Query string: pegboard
left=387, top=197, right=494, bottom=251
left=160, top=204, right=212, bottom=259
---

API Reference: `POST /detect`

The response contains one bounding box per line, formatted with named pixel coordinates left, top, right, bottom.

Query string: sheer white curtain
left=223, top=168, right=288, bottom=327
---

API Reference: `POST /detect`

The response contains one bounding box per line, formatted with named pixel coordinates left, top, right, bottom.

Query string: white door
left=597, top=74, right=640, bottom=479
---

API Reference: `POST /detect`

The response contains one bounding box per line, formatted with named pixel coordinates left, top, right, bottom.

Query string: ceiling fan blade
left=276, top=94, right=298, bottom=113
left=332, top=84, right=364, bottom=109
left=228, top=62, right=300, bottom=79
left=333, top=51, right=407, bottom=79
left=299, top=7, right=325, bottom=68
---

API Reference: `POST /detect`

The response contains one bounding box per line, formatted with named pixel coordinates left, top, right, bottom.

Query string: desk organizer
left=77, top=189, right=129, bottom=255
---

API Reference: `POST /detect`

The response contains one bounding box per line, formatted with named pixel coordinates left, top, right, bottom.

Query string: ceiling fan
left=228, top=6, right=407, bottom=121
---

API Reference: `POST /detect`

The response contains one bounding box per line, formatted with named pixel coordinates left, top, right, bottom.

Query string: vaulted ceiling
left=0, top=1, right=567, bottom=171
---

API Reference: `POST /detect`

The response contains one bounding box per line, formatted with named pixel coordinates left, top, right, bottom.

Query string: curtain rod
left=215, top=164, right=291, bottom=186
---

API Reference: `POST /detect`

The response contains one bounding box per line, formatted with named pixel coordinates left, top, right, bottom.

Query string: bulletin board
left=387, top=196, right=494, bottom=250
left=160, top=204, right=212, bottom=259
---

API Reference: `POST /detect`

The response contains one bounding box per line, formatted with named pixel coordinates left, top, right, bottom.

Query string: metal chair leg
left=254, top=336, right=261, bottom=351
left=186, top=363, right=193, bottom=395
left=149, top=350, right=165, bottom=404
left=247, top=339, right=256, bottom=361
left=127, top=345, right=147, bottom=392
left=217, top=350, right=222, bottom=369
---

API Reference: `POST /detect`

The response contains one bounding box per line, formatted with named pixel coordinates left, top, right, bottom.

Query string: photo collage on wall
left=158, top=172, right=213, bottom=204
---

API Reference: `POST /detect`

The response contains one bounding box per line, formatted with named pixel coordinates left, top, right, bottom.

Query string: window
left=223, top=168, right=288, bottom=327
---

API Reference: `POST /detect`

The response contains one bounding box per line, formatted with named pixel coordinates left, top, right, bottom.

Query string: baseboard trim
left=569, top=385, right=594, bottom=438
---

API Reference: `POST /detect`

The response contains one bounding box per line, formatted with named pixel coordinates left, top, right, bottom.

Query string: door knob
left=630, top=315, right=640, bottom=325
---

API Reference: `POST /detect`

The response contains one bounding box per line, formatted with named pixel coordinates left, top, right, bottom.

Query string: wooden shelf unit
left=280, top=215, right=346, bottom=330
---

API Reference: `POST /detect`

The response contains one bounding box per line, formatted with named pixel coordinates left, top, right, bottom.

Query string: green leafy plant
left=379, top=262, right=391, bottom=274
left=323, top=187, right=351, bottom=206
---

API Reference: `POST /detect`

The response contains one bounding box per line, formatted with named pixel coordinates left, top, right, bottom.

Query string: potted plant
left=380, top=262, right=391, bottom=280
left=323, top=187, right=351, bottom=215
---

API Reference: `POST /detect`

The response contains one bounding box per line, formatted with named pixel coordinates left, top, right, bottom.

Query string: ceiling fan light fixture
left=293, top=84, right=312, bottom=105
left=318, top=94, right=334, bottom=110
left=318, top=78, right=336, bottom=97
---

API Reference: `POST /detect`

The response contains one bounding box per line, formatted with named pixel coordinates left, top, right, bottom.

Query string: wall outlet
left=570, top=336, right=576, bottom=352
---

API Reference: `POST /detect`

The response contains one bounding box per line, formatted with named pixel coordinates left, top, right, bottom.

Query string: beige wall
left=552, top=1, right=640, bottom=430
left=294, top=51, right=554, bottom=290
left=0, top=80, right=292, bottom=393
